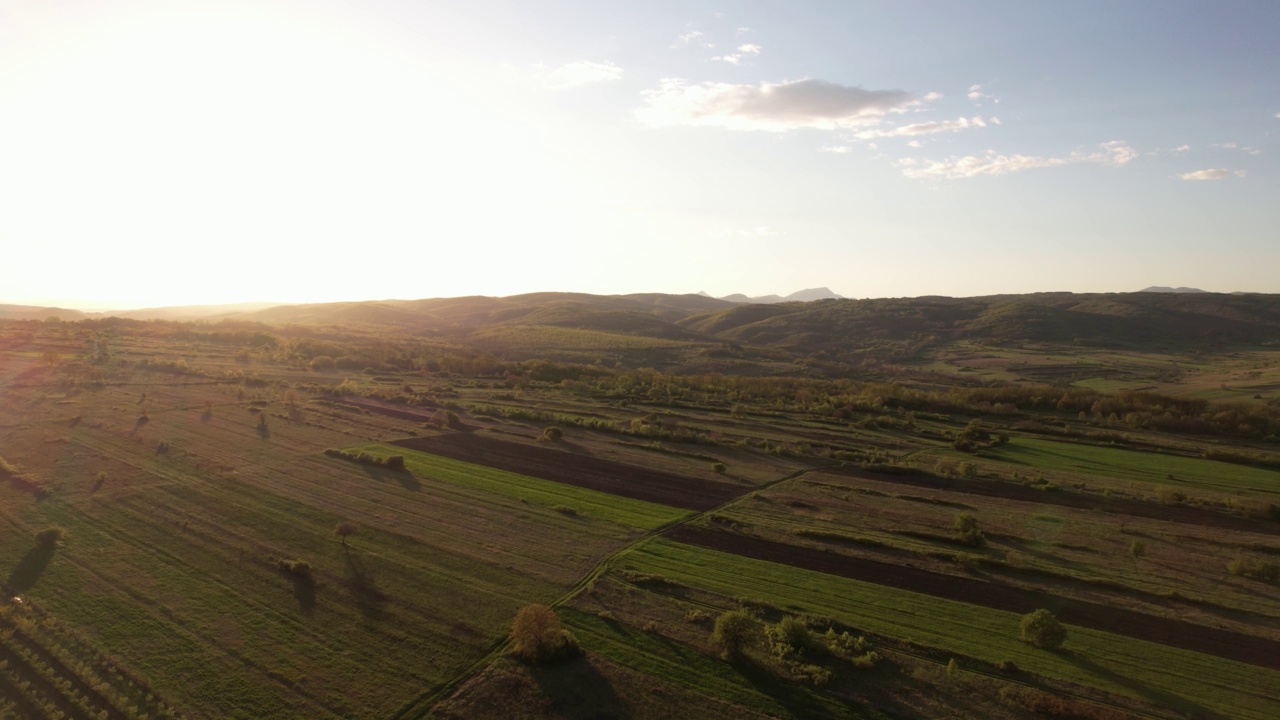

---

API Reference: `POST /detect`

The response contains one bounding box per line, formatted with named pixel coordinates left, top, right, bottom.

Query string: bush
left=953, top=512, right=985, bottom=547
left=712, top=610, right=757, bottom=659
left=510, top=604, right=580, bottom=663
left=711, top=462, right=727, bottom=474
left=35, top=526, right=65, bottom=548
left=1019, top=609, right=1066, bottom=649
left=541, top=427, right=563, bottom=442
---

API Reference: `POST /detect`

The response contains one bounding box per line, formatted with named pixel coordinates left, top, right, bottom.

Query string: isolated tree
left=334, top=522, right=358, bottom=547
left=712, top=610, right=757, bottom=659
left=510, top=604, right=579, bottom=663
left=1019, top=609, right=1066, bottom=649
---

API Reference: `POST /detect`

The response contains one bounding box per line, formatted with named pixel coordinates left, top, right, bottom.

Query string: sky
left=1, top=0, right=1278, bottom=310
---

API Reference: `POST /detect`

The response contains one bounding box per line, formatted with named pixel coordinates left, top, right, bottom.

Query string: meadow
left=2, top=297, right=1279, bottom=720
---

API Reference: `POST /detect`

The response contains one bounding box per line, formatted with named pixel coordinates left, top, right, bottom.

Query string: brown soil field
left=828, top=466, right=1279, bottom=535
left=666, top=525, right=1280, bottom=670
left=392, top=432, right=745, bottom=511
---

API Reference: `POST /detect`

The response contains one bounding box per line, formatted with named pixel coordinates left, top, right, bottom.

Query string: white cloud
left=737, top=27, right=752, bottom=35
left=1173, top=144, right=1191, bottom=153
left=637, top=78, right=917, bottom=132
left=854, top=115, right=994, bottom=140
left=821, top=145, right=852, bottom=154
left=1235, top=169, right=1248, bottom=177
left=738, top=44, right=762, bottom=54
left=1179, top=168, right=1230, bottom=181
left=543, top=60, right=622, bottom=89
left=677, top=31, right=703, bottom=44
left=712, top=54, right=741, bottom=65
left=967, top=83, right=998, bottom=105
left=898, top=141, right=1137, bottom=179
left=1275, top=112, right=1280, bottom=119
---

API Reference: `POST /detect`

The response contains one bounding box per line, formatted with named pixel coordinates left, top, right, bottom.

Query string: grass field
left=352, top=443, right=691, bottom=530
left=616, top=539, right=1280, bottom=720
left=988, top=437, right=1280, bottom=497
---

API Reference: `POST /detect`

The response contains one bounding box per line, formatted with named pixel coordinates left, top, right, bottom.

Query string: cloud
left=1173, top=144, right=1191, bottom=153
left=543, top=60, right=622, bottom=89
left=854, top=115, right=993, bottom=140
left=1179, top=168, right=1230, bottom=181
left=713, top=44, right=763, bottom=65
left=967, top=84, right=998, bottom=105
left=637, top=78, right=918, bottom=131
left=898, top=141, right=1137, bottom=179
left=677, top=31, right=703, bottom=44
left=821, top=145, right=852, bottom=154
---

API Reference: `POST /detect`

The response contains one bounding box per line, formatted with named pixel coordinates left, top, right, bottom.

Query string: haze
left=2, top=0, right=1278, bottom=310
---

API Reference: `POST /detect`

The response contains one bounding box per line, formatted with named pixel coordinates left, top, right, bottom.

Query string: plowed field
left=392, top=432, right=744, bottom=511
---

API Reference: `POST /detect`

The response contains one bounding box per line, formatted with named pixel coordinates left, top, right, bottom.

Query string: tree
left=334, top=522, right=357, bottom=547
left=510, top=604, right=579, bottom=663
left=712, top=610, right=757, bottom=659
left=1020, top=609, right=1066, bottom=649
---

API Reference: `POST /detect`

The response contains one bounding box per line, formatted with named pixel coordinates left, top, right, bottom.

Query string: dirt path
left=666, top=524, right=1280, bottom=670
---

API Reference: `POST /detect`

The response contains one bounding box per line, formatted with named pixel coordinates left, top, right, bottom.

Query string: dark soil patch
left=825, top=467, right=1279, bottom=535
left=667, top=525, right=1280, bottom=670
left=391, top=433, right=743, bottom=511
left=326, top=396, right=441, bottom=424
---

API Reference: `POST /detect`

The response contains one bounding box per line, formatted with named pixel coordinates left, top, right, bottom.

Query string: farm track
left=391, top=432, right=744, bottom=511
left=825, top=466, right=1279, bottom=534
left=665, top=524, right=1280, bottom=670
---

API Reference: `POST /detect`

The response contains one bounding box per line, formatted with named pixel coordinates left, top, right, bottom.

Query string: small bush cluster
left=1019, top=609, right=1066, bottom=649
left=277, top=559, right=313, bottom=578
left=324, top=449, right=406, bottom=471
left=1227, top=557, right=1279, bottom=582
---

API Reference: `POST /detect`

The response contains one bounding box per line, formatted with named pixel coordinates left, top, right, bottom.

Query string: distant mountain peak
left=720, top=287, right=844, bottom=304
left=1138, top=286, right=1210, bottom=294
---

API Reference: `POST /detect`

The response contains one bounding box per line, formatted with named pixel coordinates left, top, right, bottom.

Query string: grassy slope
left=617, top=539, right=1280, bottom=720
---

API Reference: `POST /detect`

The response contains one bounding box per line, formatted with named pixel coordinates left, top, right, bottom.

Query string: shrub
left=277, top=559, right=313, bottom=578
left=1128, top=540, right=1146, bottom=558
left=712, top=610, right=757, bottom=659
left=953, top=512, right=985, bottom=547
left=541, top=427, right=563, bottom=442
left=712, top=462, right=727, bottom=474
left=35, top=526, right=65, bottom=548
left=1019, top=609, right=1066, bottom=649
left=1227, top=557, right=1279, bottom=582
left=510, top=604, right=580, bottom=663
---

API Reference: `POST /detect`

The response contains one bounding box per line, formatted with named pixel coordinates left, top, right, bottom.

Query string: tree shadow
left=731, top=654, right=861, bottom=719
left=342, top=547, right=388, bottom=620
left=360, top=465, right=420, bottom=492
left=257, top=421, right=271, bottom=440
left=527, top=652, right=629, bottom=720
left=292, top=575, right=317, bottom=615
left=7, top=544, right=56, bottom=594
left=1058, top=650, right=1219, bottom=718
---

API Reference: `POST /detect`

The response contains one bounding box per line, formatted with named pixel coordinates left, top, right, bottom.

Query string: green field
left=615, top=539, right=1280, bottom=720
left=354, top=444, right=691, bottom=530
left=988, top=437, right=1280, bottom=496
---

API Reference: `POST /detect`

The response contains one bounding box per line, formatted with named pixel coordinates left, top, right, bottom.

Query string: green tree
left=1019, top=609, right=1066, bottom=649
left=712, top=610, right=757, bottom=659
left=510, top=604, right=579, bottom=663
